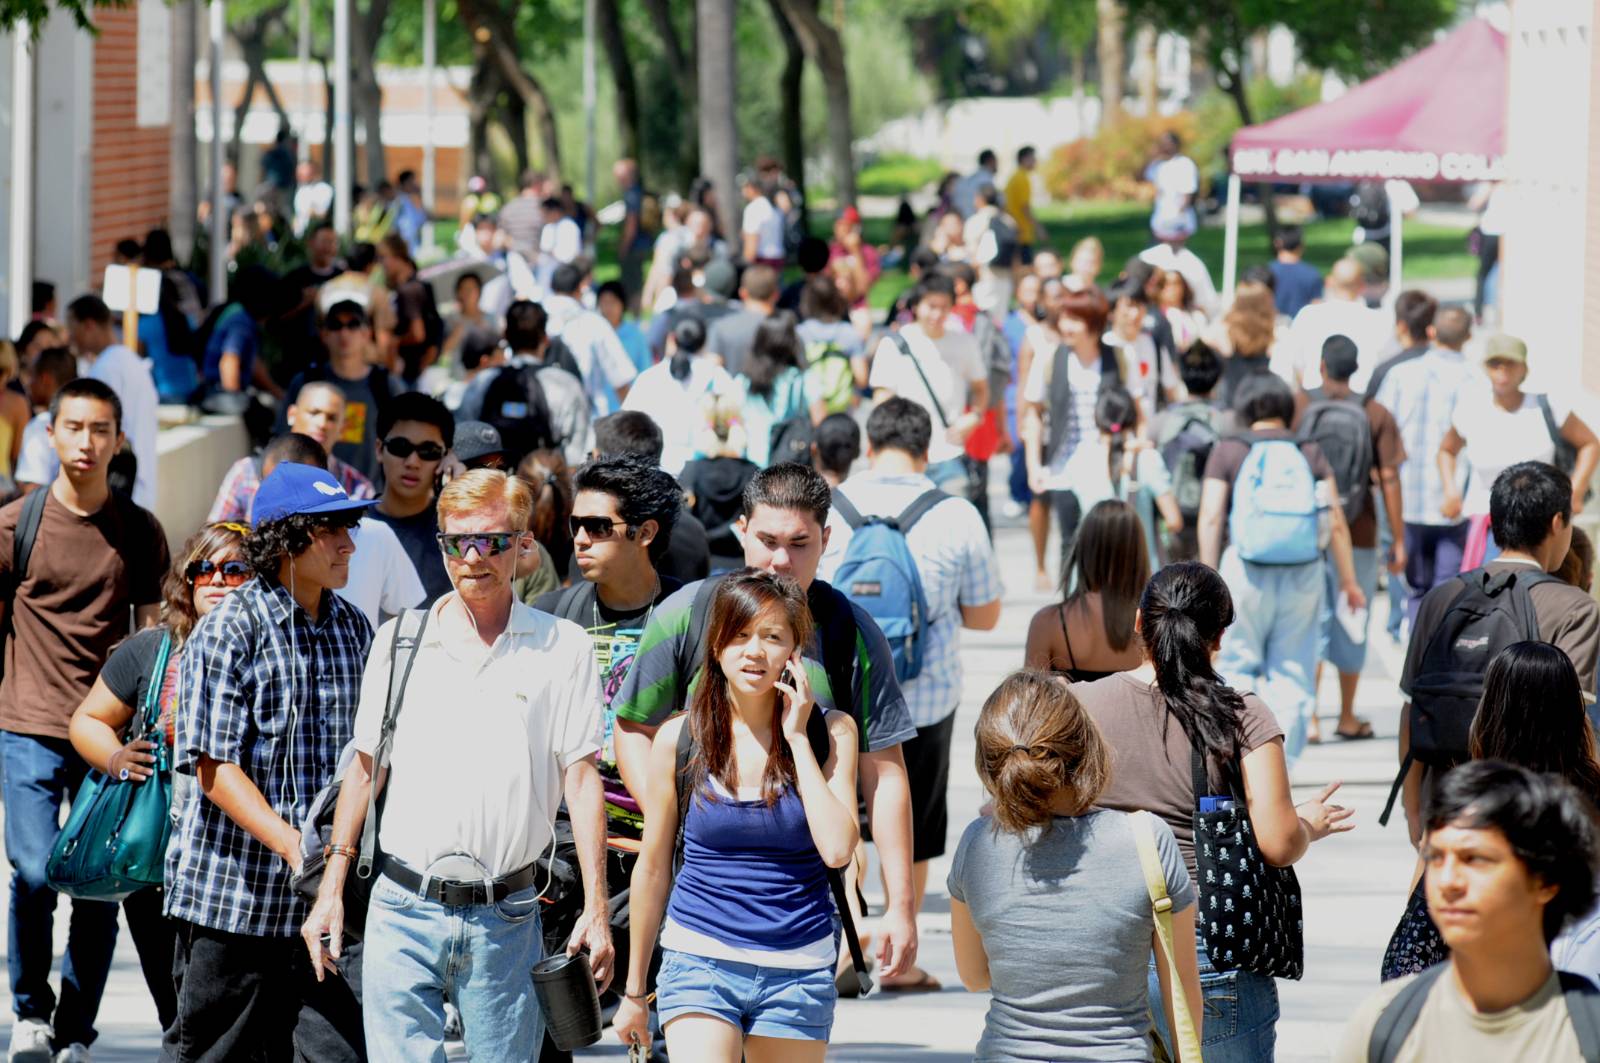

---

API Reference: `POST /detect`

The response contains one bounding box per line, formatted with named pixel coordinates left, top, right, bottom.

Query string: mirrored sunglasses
left=436, top=532, right=519, bottom=559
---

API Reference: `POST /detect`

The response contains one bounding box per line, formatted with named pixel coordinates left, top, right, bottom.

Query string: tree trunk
left=318, top=54, right=337, bottom=187
left=642, top=0, right=698, bottom=185
left=774, top=0, right=855, bottom=208
left=501, top=88, right=531, bottom=178
left=1096, top=0, right=1125, bottom=125
left=596, top=0, right=642, bottom=167
left=467, top=44, right=498, bottom=181
left=231, top=70, right=258, bottom=160
left=696, top=0, right=738, bottom=240
left=351, top=0, right=391, bottom=186
left=1135, top=23, right=1158, bottom=115
left=1220, top=63, right=1277, bottom=240
left=457, top=0, right=563, bottom=181
left=168, top=0, right=198, bottom=261
left=1071, top=43, right=1088, bottom=138
left=767, top=0, right=804, bottom=215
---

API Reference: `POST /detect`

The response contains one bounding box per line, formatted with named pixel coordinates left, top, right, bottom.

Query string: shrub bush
left=1041, top=113, right=1196, bottom=202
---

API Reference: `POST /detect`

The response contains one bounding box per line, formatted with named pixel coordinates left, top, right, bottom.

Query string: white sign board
left=102, top=265, right=162, bottom=315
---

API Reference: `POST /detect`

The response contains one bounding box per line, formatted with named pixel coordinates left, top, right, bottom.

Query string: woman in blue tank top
left=615, top=570, right=860, bottom=1061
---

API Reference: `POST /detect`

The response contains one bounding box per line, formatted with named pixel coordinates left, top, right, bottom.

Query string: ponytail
left=1139, top=563, right=1246, bottom=769
left=974, top=671, right=1110, bottom=834
left=669, top=348, right=691, bottom=382
left=671, top=316, right=706, bottom=382
left=1094, top=385, right=1138, bottom=494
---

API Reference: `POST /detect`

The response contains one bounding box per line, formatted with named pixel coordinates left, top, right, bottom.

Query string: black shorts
left=903, top=711, right=959, bottom=864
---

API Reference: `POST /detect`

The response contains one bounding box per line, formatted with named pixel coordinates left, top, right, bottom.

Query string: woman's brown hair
left=1224, top=281, right=1277, bottom=358
left=974, top=670, right=1110, bottom=833
left=159, top=522, right=251, bottom=645
left=689, top=570, right=815, bottom=806
left=1056, top=286, right=1110, bottom=338
left=517, top=448, right=572, bottom=562
left=1062, top=499, right=1150, bottom=653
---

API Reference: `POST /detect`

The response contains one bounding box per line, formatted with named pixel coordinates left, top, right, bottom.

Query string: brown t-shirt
left=0, top=490, right=169, bottom=739
left=1203, top=429, right=1336, bottom=507
left=1401, top=559, right=1600, bottom=699
left=1076, top=672, right=1285, bottom=883
left=1292, top=391, right=1407, bottom=548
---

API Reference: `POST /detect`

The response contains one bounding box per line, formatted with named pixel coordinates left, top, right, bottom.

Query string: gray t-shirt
left=948, top=809, right=1195, bottom=1062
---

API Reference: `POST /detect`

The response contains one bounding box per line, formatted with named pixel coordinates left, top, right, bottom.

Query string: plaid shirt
left=1373, top=346, right=1468, bottom=528
left=818, top=471, right=1005, bottom=728
left=207, top=454, right=375, bottom=524
left=165, top=578, right=373, bottom=937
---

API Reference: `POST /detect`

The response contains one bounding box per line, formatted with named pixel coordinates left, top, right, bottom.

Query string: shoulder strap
left=682, top=577, right=725, bottom=690
left=1369, top=965, right=1449, bottom=1063
left=1099, top=342, right=1124, bottom=383
left=830, top=488, right=866, bottom=531
left=552, top=582, right=590, bottom=623
left=1559, top=971, right=1600, bottom=1061
left=1131, top=811, right=1202, bottom=1063
left=810, top=583, right=861, bottom=730
left=10, top=484, right=49, bottom=591
left=894, top=331, right=952, bottom=429
left=894, top=489, right=947, bottom=535
left=1538, top=394, right=1564, bottom=450
left=673, top=717, right=695, bottom=876
left=138, top=630, right=175, bottom=738
left=357, top=607, right=431, bottom=880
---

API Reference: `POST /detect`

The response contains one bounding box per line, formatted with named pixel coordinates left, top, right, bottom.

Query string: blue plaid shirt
left=165, top=577, right=373, bottom=937
left=818, top=472, right=1005, bottom=728
left=1373, top=346, right=1469, bottom=528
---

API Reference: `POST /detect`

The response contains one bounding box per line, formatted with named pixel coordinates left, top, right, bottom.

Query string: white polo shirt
left=354, top=596, right=603, bottom=879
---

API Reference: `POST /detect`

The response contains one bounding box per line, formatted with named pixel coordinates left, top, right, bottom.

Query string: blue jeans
left=1148, top=939, right=1279, bottom=1062
left=1375, top=494, right=1407, bottom=640
left=2, top=731, right=120, bottom=1047
left=362, top=871, right=546, bottom=1062
left=1321, top=546, right=1378, bottom=674
left=1216, top=550, right=1325, bottom=770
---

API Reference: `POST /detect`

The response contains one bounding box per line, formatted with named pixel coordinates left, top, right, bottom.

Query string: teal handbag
left=47, top=631, right=175, bottom=902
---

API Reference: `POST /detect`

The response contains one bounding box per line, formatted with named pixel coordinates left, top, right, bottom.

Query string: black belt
left=379, top=857, right=538, bottom=907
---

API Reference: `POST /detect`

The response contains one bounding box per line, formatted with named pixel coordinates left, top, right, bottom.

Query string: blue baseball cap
left=252, top=462, right=378, bottom=529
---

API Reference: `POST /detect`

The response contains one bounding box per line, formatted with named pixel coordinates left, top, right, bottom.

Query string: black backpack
left=988, top=213, right=1020, bottom=269
left=1353, top=180, right=1391, bottom=232
left=1369, top=964, right=1600, bottom=1063
left=768, top=417, right=815, bottom=468
left=480, top=361, right=557, bottom=467
left=1379, top=568, right=1558, bottom=825
left=1539, top=394, right=1580, bottom=477
left=1298, top=389, right=1375, bottom=526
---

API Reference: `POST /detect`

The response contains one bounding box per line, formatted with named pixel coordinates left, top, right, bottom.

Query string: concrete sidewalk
left=0, top=483, right=1418, bottom=1061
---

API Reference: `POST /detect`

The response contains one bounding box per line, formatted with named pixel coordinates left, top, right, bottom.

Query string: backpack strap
left=9, top=483, right=49, bottom=594
left=1377, top=750, right=1415, bottom=827
left=551, top=582, right=591, bottom=624
left=891, top=331, right=953, bottom=430
left=357, top=607, right=431, bottom=881
left=807, top=704, right=873, bottom=996
left=1368, top=964, right=1449, bottom=1063
left=830, top=488, right=866, bottom=531
left=681, top=576, right=726, bottom=692
left=1099, top=341, right=1125, bottom=385
left=1538, top=394, right=1565, bottom=453
left=893, top=489, right=948, bottom=535
left=1560, top=971, right=1600, bottom=1061
left=810, top=582, right=863, bottom=739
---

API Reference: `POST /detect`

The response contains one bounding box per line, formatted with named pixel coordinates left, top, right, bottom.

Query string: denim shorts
left=1146, top=938, right=1279, bottom=1063
left=655, top=949, right=836, bottom=1041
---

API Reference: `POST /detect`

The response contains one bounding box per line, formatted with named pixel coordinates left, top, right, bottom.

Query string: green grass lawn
left=850, top=201, right=1475, bottom=312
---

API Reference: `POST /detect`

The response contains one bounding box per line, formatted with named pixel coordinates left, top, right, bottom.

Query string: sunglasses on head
left=436, top=532, right=519, bottom=559
left=382, top=437, right=446, bottom=462
left=186, top=559, right=252, bottom=587
left=568, top=515, right=636, bottom=540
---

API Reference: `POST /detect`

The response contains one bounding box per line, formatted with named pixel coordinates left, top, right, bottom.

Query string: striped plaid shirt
left=165, top=577, right=373, bottom=937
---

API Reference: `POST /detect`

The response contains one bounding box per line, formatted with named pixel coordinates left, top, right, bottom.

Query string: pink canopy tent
left=1219, top=18, right=1507, bottom=300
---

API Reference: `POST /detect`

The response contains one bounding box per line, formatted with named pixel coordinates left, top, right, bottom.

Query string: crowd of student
left=3, top=142, right=1600, bottom=1063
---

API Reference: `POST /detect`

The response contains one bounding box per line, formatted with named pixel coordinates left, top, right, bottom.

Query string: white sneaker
left=7, top=1018, right=54, bottom=1063
left=52, top=1047, right=90, bottom=1063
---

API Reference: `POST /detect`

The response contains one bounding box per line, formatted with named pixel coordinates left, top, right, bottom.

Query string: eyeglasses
left=436, top=532, right=519, bottom=559
left=186, top=559, right=252, bottom=587
left=568, top=515, right=635, bottom=540
left=382, top=437, right=446, bottom=462
left=324, top=318, right=366, bottom=332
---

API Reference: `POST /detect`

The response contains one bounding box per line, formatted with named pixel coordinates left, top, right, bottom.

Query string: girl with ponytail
left=949, top=670, right=1202, bottom=1061
left=1074, top=561, right=1354, bottom=1060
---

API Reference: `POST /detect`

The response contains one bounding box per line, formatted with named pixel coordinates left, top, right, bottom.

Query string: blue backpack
left=1227, top=436, right=1322, bottom=565
left=830, top=488, right=944, bottom=683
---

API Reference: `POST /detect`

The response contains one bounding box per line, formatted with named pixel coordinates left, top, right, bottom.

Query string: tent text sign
left=1232, top=147, right=1506, bottom=184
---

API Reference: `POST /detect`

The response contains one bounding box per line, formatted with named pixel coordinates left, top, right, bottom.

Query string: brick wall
left=89, top=5, right=172, bottom=283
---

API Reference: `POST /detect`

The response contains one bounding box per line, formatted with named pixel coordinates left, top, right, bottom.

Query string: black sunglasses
left=568, top=515, right=636, bottom=541
left=382, top=437, right=446, bottom=462
left=324, top=317, right=366, bottom=332
left=436, top=532, right=519, bottom=559
left=186, top=559, right=252, bottom=587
